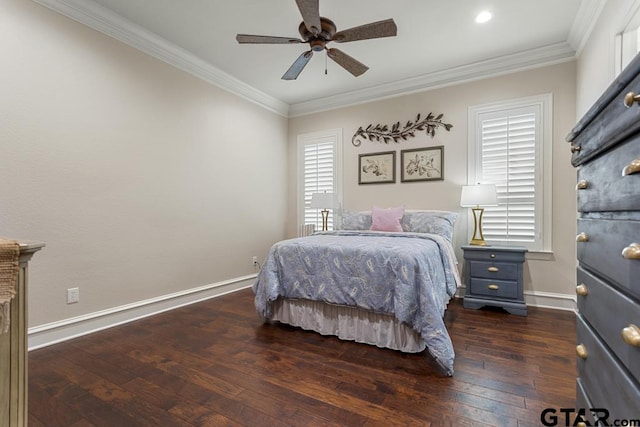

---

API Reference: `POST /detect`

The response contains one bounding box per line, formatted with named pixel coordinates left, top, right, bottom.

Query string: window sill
left=525, top=250, right=555, bottom=261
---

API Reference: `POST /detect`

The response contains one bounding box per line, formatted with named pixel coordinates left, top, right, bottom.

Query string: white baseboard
left=523, top=290, right=577, bottom=311
left=455, top=286, right=576, bottom=312
left=30, top=281, right=575, bottom=350
left=28, top=274, right=256, bottom=350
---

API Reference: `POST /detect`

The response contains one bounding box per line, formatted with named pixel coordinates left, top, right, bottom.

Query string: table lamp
left=310, top=192, right=336, bottom=231
left=460, top=184, right=498, bottom=246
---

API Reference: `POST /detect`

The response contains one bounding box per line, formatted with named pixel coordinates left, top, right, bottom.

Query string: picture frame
left=400, top=146, right=444, bottom=182
left=358, top=151, right=396, bottom=184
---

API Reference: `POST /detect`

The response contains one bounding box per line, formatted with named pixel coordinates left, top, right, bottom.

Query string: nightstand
left=462, top=245, right=528, bottom=316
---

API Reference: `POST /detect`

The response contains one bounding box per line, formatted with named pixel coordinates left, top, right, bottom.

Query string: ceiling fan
left=235, top=0, right=397, bottom=80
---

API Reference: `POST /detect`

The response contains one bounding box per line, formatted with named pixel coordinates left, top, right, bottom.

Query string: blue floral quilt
left=253, top=230, right=461, bottom=375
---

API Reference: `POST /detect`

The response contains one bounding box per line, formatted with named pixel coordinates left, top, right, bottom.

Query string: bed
left=252, top=208, right=460, bottom=375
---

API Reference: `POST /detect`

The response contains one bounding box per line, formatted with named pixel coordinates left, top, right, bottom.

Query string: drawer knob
left=624, top=91, right=640, bottom=108
left=576, top=284, right=588, bottom=296
left=577, top=423, right=587, bottom=427
left=487, top=266, right=499, bottom=272
left=487, top=284, right=499, bottom=290
left=576, top=180, right=589, bottom=190
left=622, top=324, right=640, bottom=347
left=576, top=344, right=588, bottom=360
left=570, top=144, right=581, bottom=153
left=622, top=159, right=640, bottom=176
left=576, top=232, right=589, bottom=243
left=490, top=253, right=496, bottom=258
left=622, top=243, right=640, bottom=260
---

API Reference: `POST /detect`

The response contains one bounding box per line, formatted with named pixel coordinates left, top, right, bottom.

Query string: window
left=297, top=129, right=342, bottom=232
left=615, top=3, right=640, bottom=75
left=468, top=94, right=552, bottom=252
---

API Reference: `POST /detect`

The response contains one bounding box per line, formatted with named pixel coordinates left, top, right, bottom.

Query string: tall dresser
left=0, top=242, right=44, bottom=427
left=566, top=54, right=640, bottom=422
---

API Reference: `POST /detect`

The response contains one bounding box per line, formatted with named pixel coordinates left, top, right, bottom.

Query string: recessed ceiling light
left=475, top=11, right=492, bottom=24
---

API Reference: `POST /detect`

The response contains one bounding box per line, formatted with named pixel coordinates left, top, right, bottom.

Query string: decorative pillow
left=402, top=210, right=458, bottom=241
left=339, top=211, right=372, bottom=230
left=370, top=206, right=405, bottom=232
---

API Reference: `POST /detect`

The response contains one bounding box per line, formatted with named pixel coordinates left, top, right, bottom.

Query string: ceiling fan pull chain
left=325, top=51, right=328, bottom=75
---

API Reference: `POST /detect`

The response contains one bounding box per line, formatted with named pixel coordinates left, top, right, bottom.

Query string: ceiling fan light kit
left=236, top=0, right=397, bottom=80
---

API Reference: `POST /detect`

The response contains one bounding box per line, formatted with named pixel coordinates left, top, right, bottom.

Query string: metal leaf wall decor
left=352, top=113, right=453, bottom=147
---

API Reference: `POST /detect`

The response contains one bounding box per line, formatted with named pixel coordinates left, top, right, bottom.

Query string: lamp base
left=468, top=207, right=487, bottom=246
left=468, top=238, right=488, bottom=246
left=320, top=209, right=329, bottom=231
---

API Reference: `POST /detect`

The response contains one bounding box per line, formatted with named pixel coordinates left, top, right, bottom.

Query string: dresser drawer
left=577, top=134, right=640, bottom=212
left=568, top=58, right=640, bottom=167
left=577, top=218, right=640, bottom=300
left=469, top=278, right=519, bottom=300
left=577, top=267, right=640, bottom=381
left=576, top=315, right=640, bottom=419
left=576, top=379, right=596, bottom=425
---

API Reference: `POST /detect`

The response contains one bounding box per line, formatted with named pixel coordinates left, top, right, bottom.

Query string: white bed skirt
left=268, top=298, right=426, bottom=353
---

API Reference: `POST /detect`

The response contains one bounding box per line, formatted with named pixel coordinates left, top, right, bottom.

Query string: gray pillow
left=339, top=211, right=372, bottom=230
left=402, top=211, right=458, bottom=241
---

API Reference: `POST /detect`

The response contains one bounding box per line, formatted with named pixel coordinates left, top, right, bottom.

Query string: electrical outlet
left=252, top=256, right=259, bottom=267
left=67, top=287, right=79, bottom=304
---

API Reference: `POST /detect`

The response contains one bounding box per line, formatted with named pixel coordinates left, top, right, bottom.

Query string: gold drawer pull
left=624, top=91, right=640, bottom=108
left=577, top=422, right=587, bottom=427
left=487, top=266, right=499, bottom=272
left=576, top=344, right=588, bottom=360
left=622, top=159, right=640, bottom=176
left=570, top=144, right=581, bottom=153
left=622, top=243, right=640, bottom=260
left=487, top=284, right=499, bottom=290
left=576, top=284, right=588, bottom=296
left=622, top=324, right=640, bottom=347
left=576, top=180, right=589, bottom=190
left=576, top=232, right=589, bottom=242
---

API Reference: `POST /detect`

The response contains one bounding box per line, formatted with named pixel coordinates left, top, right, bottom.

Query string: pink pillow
left=370, top=206, right=405, bottom=232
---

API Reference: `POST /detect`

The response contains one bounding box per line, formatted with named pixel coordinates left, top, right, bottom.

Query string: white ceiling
left=34, top=0, right=603, bottom=116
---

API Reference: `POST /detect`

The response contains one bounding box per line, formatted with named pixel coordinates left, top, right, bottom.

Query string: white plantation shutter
left=469, top=95, right=551, bottom=252
left=303, top=142, right=335, bottom=228
left=298, top=130, right=342, bottom=232
left=480, top=111, right=537, bottom=243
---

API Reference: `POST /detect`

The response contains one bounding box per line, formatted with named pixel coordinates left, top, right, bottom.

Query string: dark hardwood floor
left=29, top=288, right=576, bottom=426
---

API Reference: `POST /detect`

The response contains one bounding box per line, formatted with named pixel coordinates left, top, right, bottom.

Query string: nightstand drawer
left=463, top=248, right=526, bottom=263
left=468, top=261, right=519, bottom=281
left=469, top=278, right=519, bottom=299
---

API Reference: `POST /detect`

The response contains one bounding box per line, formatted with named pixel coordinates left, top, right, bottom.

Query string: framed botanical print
left=358, top=151, right=396, bottom=184
left=400, top=146, right=444, bottom=182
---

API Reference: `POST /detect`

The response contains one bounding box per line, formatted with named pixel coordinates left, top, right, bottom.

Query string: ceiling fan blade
left=282, top=50, right=314, bottom=80
left=326, top=48, right=368, bottom=77
left=332, top=19, right=397, bottom=43
left=295, top=0, right=322, bottom=36
left=236, top=34, right=302, bottom=44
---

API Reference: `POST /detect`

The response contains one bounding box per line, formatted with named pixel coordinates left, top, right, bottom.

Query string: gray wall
left=2, top=0, right=288, bottom=327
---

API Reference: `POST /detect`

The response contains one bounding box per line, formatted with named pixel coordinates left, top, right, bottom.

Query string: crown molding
left=31, top=0, right=290, bottom=117
left=32, top=0, right=603, bottom=118
left=289, top=42, right=575, bottom=117
left=567, top=0, right=607, bottom=56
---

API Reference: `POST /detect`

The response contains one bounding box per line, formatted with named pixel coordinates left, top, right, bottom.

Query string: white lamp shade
left=460, top=184, right=498, bottom=207
left=310, top=192, right=336, bottom=209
